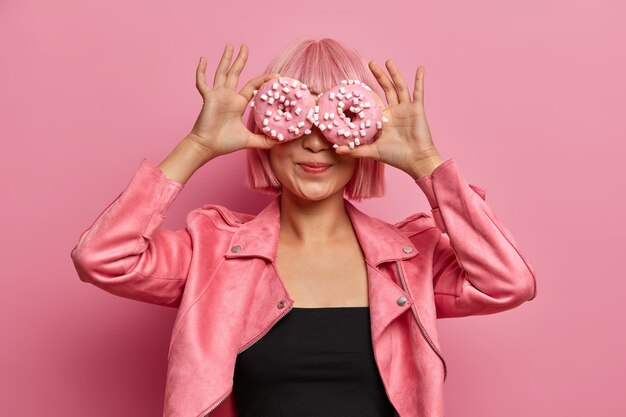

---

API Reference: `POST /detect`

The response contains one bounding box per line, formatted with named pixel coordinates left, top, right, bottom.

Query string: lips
left=298, top=162, right=332, bottom=173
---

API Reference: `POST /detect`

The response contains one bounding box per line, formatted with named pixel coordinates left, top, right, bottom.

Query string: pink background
left=2, top=0, right=624, bottom=415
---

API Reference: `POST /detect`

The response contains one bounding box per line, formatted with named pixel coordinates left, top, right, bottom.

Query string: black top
left=233, top=306, right=397, bottom=417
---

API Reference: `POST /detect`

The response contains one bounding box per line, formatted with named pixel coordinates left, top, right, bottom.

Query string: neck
left=278, top=190, right=352, bottom=245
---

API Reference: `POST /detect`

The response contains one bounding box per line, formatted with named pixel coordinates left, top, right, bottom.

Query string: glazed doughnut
left=315, top=79, right=386, bottom=148
left=249, top=76, right=317, bottom=142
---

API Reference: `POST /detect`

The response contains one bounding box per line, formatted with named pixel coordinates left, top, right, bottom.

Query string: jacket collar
left=225, top=195, right=419, bottom=266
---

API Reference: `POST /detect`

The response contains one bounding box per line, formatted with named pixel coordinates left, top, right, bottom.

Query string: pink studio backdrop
left=1, top=0, right=624, bottom=416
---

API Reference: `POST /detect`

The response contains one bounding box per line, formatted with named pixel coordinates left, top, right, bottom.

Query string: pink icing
left=251, top=77, right=316, bottom=142
left=249, top=77, right=384, bottom=147
left=315, top=80, right=384, bottom=146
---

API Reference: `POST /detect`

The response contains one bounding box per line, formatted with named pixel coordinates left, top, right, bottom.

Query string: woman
left=71, top=39, right=537, bottom=417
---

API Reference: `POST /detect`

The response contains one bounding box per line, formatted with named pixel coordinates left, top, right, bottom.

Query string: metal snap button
left=277, top=300, right=286, bottom=309
left=231, top=245, right=242, bottom=253
left=397, top=296, right=408, bottom=306
left=402, top=246, right=414, bottom=254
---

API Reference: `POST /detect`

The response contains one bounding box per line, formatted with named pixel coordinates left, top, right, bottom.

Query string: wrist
left=406, top=149, right=445, bottom=180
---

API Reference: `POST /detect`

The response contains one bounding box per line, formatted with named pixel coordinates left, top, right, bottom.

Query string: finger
left=195, top=56, right=209, bottom=97
left=385, top=59, right=411, bottom=103
left=369, top=61, right=398, bottom=106
left=225, top=44, right=249, bottom=90
left=334, top=142, right=381, bottom=160
left=413, top=65, right=425, bottom=108
left=213, top=43, right=234, bottom=88
left=239, top=72, right=281, bottom=102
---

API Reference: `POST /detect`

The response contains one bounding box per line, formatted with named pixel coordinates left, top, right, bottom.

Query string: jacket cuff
left=119, top=158, right=185, bottom=238
left=414, top=158, right=487, bottom=234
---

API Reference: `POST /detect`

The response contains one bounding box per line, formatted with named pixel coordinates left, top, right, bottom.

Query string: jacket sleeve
left=411, top=158, right=537, bottom=318
left=70, top=158, right=192, bottom=308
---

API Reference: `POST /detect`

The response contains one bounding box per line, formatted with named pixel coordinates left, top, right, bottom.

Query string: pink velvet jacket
left=70, top=157, right=537, bottom=417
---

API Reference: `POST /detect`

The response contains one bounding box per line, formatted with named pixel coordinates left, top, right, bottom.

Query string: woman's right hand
left=187, top=43, right=281, bottom=159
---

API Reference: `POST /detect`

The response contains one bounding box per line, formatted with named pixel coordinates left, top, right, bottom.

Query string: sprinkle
left=297, top=121, right=305, bottom=127
left=277, top=133, right=284, bottom=141
left=249, top=101, right=255, bottom=107
left=265, top=110, right=272, bottom=116
left=324, top=112, right=329, bottom=120
left=353, top=130, right=359, bottom=137
left=376, top=121, right=382, bottom=129
left=315, top=105, right=320, bottom=113
left=253, top=89, right=258, bottom=95
left=304, top=129, right=311, bottom=134
left=329, top=92, right=335, bottom=100
left=333, top=144, right=339, bottom=148
left=279, top=95, right=285, bottom=102
left=262, top=126, right=270, bottom=132
left=349, top=141, right=354, bottom=149
left=355, top=138, right=361, bottom=145
left=339, top=87, right=346, bottom=94
left=337, top=101, right=345, bottom=108
left=282, top=87, right=290, bottom=93
left=326, top=124, right=333, bottom=130
left=329, top=113, right=335, bottom=119
left=343, top=131, right=351, bottom=137
left=341, top=80, right=348, bottom=85
left=295, top=91, right=303, bottom=99
left=319, top=124, right=327, bottom=131
left=291, top=80, right=299, bottom=88
left=337, top=129, right=344, bottom=135
left=363, top=102, right=371, bottom=108
left=359, top=111, right=366, bottom=119
left=365, top=120, right=372, bottom=127
left=285, top=100, right=290, bottom=106
left=345, top=93, right=352, bottom=100
left=333, top=119, right=339, bottom=126
left=336, top=93, right=343, bottom=99
left=348, top=80, right=354, bottom=85
left=270, top=129, right=277, bottom=137
left=295, top=107, right=302, bottom=115
left=360, top=122, right=365, bottom=129
left=307, top=108, right=314, bottom=118
left=353, top=98, right=360, bottom=105
left=274, top=92, right=280, bottom=99
left=285, top=112, right=292, bottom=120
left=268, top=96, right=275, bottom=104
left=260, top=94, right=268, bottom=101
left=263, top=118, right=269, bottom=126
left=273, top=115, right=281, bottom=121
left=272, top=82, right=279, bottom=90
left=300, top=84, right=308, bottom=89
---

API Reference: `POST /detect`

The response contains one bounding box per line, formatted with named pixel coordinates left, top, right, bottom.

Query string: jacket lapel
left=225, top=195, right=422, bottom=339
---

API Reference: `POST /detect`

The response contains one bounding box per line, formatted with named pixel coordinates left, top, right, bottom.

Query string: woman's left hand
left=335, top=60, right=444, bottom=179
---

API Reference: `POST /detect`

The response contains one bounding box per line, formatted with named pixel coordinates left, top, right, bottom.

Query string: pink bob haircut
left=245, top=38, right=385, bottom=202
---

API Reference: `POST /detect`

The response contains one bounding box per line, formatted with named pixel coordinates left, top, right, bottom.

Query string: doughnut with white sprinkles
left=248, top=77, right=384, bottom=146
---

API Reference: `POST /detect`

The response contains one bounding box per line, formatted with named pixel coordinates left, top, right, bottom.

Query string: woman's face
left=268, top=128, right=358, bottom=202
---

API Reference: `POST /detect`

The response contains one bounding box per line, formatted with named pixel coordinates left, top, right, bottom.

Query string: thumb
left=246, top=132, right=280, bottom=150
left=334, top=142, right=380, bottom=160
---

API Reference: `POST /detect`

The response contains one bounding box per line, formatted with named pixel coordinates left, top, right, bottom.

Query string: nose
left=301, top=129, right=332, bottom=153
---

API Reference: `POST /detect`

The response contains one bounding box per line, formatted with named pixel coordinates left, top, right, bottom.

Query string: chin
left=291, top=185, right=343, bottom=202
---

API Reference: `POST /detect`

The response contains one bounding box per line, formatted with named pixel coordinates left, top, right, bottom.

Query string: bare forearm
left=158, top=135, right=214, bottom=184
